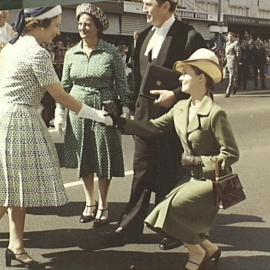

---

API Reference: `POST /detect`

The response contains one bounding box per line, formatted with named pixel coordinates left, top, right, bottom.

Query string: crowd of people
left=0, top=1, right=258, bottom=269
left=209, top=30, right=270, bottom=96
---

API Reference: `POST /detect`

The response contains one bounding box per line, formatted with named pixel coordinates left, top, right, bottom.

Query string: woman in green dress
left=106, top=48, right=239, bottom=270
left=54, top=3, right=129, bottom=227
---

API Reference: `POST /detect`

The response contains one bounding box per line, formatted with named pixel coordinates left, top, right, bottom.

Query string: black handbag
left=213, top=159, right=246, bottom=209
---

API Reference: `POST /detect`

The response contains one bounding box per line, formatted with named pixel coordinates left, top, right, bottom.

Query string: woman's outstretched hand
left=77, top=103, right=113, bottom=126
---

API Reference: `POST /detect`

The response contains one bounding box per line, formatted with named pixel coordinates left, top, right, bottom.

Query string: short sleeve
left=32, top=48, right=60, bottom=87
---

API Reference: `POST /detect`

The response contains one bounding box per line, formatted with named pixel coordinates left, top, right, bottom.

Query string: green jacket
left=122, top=95, right=239, bottom=179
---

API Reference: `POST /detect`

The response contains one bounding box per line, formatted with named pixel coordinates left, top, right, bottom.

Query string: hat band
left=29, top=5, right=62, bottom=20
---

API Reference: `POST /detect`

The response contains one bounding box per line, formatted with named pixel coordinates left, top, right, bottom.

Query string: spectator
left=0, top=10, right=15, bottom=51
left=224, top=32, right=241, bottom=97
left=250, top=41, right=266, bottom=89
left=237, top=40, right=250, bottom=90
left=54, top=3, right=130, bottom=227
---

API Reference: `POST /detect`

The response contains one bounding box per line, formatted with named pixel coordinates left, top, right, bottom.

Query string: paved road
left=1, top=90, right=270, bottom=270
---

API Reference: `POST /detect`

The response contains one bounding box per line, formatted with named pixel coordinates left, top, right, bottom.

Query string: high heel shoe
left=184, top=253, right=207, bottom=270
left=79, top=201, right=98, bottom=223
left=205, top=248, right=221, bottom=264
left=93, top=208, right=109, bottom=227
left=5, top=248, right=40, bottom=269
left=184, top=259, right=205, bottom=270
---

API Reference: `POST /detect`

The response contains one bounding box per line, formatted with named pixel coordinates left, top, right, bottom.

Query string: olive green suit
left=122, top=95, right=239, bottom=244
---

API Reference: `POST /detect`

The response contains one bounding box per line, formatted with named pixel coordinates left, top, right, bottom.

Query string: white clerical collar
left=145, top=15, right=175, bottom=60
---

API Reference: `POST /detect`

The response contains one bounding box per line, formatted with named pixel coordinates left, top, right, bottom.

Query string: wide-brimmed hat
left=76, top=3, right=109, bottom=31
left=174, top=48, right=223, bottom=84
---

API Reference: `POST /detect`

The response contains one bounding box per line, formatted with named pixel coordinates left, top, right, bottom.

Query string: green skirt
left=145, top=176, right=218, bottom=244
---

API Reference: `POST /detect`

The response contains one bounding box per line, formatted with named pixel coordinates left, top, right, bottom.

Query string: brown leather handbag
left=213, top=159, right=246, bottom=209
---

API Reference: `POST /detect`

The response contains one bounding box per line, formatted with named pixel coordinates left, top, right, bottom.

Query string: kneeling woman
left=108, top=48, right=239, bottom=270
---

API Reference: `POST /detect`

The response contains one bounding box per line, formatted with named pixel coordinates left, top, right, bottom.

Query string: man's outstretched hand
left=150, top=90, right=177, bottom=108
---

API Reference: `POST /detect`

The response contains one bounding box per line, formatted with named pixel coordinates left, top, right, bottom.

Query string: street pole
left=217, top=0, right=223, bottom=49
left=217, top=0, right=222, bottom=27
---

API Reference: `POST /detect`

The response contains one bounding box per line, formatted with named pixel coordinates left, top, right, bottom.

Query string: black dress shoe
left=159, top=237, right=182, bottom=250
left=100, top=229, right=140, bottom=245
left=93, top=208, right=109, bottom=228
left=79, top=202, right=98, bottom=223
left=5, top=248, right=41, bottom=269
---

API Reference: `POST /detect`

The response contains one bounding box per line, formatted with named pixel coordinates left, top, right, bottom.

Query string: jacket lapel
left=175, top=98, right=190, bottom=147
left=140, top=28, right=155, bottom=62
left=155, top=21, right=177, bottom=66
left=187, top=96, right=214, bottom=133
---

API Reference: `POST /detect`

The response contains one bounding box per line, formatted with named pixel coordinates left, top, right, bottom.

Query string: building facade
left=7, top=0, right=270, bottom=42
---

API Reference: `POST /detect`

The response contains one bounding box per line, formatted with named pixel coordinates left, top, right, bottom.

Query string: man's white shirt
left=144, top=15, right=175, bottom=60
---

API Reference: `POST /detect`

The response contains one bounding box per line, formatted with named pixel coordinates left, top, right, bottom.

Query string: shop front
left=175, top=9, right=218, bottom=41
left=224, top=14, right=270, bottom=40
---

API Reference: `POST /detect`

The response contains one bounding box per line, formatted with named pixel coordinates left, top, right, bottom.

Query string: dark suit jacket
left=133, top=19, right=205, bottom=120
left=131, top=19, right=205, bottom=195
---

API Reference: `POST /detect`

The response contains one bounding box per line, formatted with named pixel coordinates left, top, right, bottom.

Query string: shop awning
left=258, top=0, right=270, bottom=11
left=228, top=0, right=249, bottom=8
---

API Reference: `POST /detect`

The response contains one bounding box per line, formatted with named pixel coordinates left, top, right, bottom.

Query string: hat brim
left=174, top=59, right=223, bottom=84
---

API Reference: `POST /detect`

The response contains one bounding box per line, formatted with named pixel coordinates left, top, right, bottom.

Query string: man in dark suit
left=102, top=0, right=205, bottom=249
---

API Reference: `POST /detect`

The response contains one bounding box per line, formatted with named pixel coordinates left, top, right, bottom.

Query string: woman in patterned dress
left=106, top=49, right=239, bottom=270
left=54, top=3, right=129, bottom=227
left=0, top=6, right=112, bottom=268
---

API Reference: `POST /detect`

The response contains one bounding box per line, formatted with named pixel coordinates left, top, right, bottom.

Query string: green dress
left=62, top=40, right=129, bottom=179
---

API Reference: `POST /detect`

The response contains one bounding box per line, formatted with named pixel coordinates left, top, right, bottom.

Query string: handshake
left=54, top=101, right=129, bottom=136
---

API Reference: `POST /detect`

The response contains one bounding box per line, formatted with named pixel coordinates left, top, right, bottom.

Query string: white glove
left=77, top=103, right=113, bottom=126
left=121, top=106, right=131, bottom=118
left=54, top=104, right=67, bottom=136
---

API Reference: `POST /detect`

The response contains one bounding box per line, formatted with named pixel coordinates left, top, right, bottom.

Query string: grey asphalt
left=1, top=86, right=270, bottom=270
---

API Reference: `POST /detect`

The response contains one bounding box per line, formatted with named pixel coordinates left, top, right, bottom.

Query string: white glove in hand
left=77, top=103, right=113, bottom=126
left=121, top=106, right=131, bottom=118
left=54, top=104, right=67, bottom=136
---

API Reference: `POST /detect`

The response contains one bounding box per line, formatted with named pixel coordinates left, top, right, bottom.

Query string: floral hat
left=76, top=3, right=109, bottom=31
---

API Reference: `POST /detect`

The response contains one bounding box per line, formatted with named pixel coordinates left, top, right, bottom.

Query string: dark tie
left=148, top=50, right=152, bottom=62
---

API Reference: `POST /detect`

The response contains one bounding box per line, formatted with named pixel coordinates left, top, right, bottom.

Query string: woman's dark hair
left=156, top=0, right=178, bottom=12
left=77, top=12, right=103, bottom=38
left=191, top=65, right=214, bottom=99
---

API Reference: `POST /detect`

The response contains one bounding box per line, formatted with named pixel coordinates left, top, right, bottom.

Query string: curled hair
left=23, top=17, right=54, bottom=33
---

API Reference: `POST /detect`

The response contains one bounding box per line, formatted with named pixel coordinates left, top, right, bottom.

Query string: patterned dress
left=0, top=35, right=68, bottom=207
left=62, top=40, right=129, bottom=179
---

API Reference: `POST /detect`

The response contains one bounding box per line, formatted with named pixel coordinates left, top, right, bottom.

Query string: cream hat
left=174, top=48, right=223, bottom=84
left=76, top=3, right=109, bottom=31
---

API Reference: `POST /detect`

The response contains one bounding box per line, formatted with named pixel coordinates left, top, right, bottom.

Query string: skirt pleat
left=0, top=104, right=68, bottom=207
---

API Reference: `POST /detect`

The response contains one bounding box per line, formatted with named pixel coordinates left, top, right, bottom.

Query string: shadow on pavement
left=27, top=201, right=129, bottom=223
left=41, top=250, right=185, bottom=270
left=1, top=213, right=269, bottom=269
left=40, top=251, right=270, bottom=270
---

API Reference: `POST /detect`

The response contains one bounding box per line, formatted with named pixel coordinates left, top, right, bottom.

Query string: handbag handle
left=214, top=158, right=220, bottom=181
left=213, top=158, right=222, bottom=208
